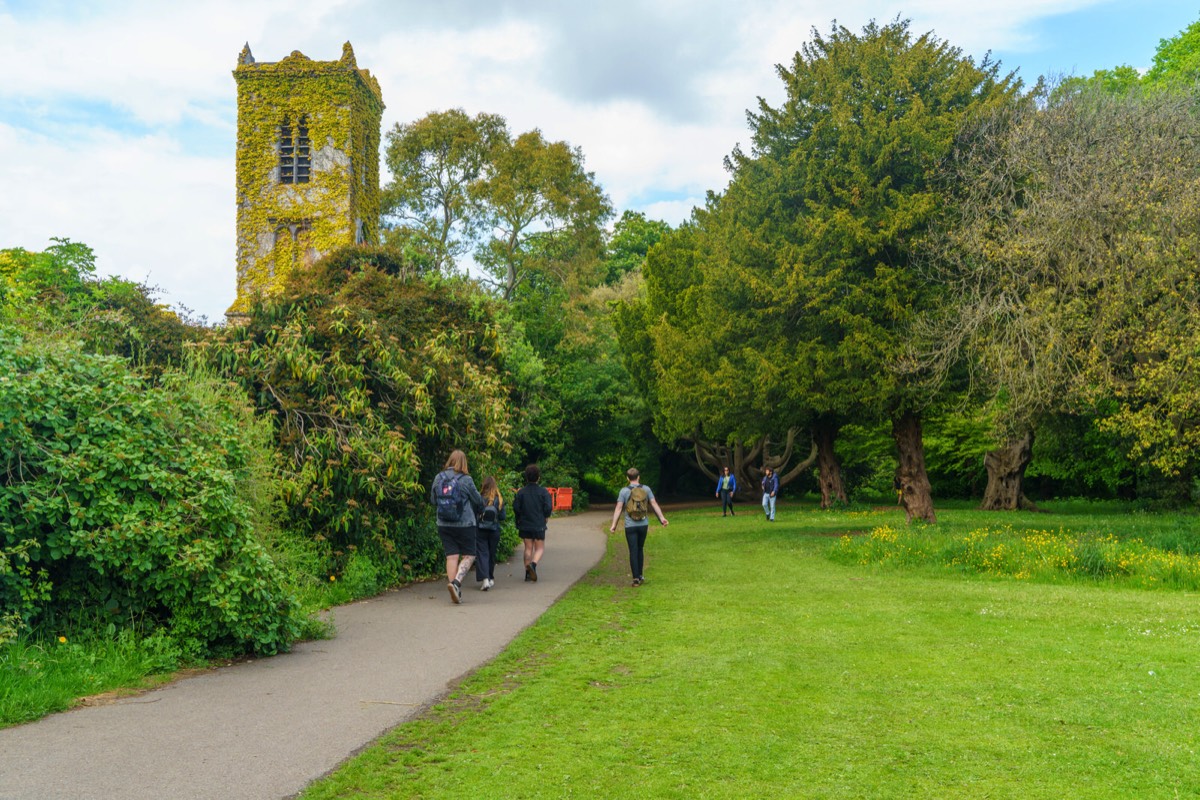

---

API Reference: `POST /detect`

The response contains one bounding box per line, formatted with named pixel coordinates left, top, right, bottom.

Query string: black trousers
left=719, top=489, right=735, bottom=514
left=625, top=525, right=648, bottom=579
left=475, top=525, right=501, bottom=581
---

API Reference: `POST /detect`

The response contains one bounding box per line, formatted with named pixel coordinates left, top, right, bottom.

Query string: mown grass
left=301, top=502, right=1200, bottom=799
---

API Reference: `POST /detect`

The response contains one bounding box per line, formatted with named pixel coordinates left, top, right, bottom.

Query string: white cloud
left=0, top=122, right=234, bottom=321
left=0, top=0, right=1136, bottom=320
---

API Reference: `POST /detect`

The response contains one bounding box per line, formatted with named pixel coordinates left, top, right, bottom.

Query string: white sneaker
left=487, top=579, right=495, bottom=589
left=480, top=579, right=489, bottom=591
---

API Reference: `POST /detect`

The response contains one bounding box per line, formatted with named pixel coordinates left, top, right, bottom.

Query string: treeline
left=616, top=18, right=1200, bottom=522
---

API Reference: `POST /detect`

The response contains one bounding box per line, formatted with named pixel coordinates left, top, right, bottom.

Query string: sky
left=1, top=0, right=1197, bottom=322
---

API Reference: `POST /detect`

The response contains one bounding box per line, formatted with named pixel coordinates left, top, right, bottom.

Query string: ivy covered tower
left=229, top=42, right=384, bottom=319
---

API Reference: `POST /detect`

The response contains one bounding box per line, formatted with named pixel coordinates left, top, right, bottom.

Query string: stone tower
left=229, top=42, right=384, bottom=319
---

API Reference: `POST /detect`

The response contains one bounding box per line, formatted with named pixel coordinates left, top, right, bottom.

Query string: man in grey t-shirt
left=609, top=467, right=668, bottom=587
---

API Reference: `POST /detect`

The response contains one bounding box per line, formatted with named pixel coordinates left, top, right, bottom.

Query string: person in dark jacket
left=430, top=449, right=484, bottom=604
left=474, top=475, right=506, bottom=591
left=512, top=463, right=552, bottom=582
left=761, top=466, right=779, bottom=522
left=715, top=466, right=738, bottom=516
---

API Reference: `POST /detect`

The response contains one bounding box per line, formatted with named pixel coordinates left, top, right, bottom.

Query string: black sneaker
left=530, top=563, right=538, bottom=582
left=524, top=565, right=533, bottom=582
left=448, top=581, right=462, bottom=604
left=631, top=578, right=640, bottom=587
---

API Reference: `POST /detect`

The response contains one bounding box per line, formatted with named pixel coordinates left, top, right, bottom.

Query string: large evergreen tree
left=634, top=19, right=1020, bottom=519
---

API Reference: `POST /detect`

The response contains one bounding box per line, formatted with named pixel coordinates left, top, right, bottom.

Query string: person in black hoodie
left=512, top=463, right=552, bottom=582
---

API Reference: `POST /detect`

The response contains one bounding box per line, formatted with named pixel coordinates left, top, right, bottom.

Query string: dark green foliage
left=208, top=246, right=515, bottom=568
left=602, top=211, right=672, bottom=285
left=0, top=329, right=299, bottom=657
left=0, top=239, right=202, bottom=376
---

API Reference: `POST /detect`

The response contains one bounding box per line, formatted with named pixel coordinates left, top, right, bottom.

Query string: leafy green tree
left=1052, top=15, right=1200, bottom=99
left=922, top=84, right=1200, bottom=499
left=0, top=239, right=201, bottom=375
left=1052, top=66, right=1141, bottom=101
left=635, top=19, right=1019, bottom=519
left=1144, top=17, right=1200, bottom=87
left=381, top=109, right=508, bottom=274
left=474, top=130, right=612, bottom=301
left=602, top=210, right=672, bottom=285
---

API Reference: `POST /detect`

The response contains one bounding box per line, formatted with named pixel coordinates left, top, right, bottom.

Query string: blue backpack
left=436, top=471, right=466, bottom=523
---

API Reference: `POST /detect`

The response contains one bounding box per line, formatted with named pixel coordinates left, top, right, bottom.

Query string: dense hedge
left=0, top=330, right=299, bottom=656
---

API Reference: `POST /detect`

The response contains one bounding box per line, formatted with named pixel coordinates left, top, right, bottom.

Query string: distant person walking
left=513, top=464, right=553, bottom=582
left=609, top=468, right=668, bottom=587
left=431, top=450, right=484, bottom=604
left=475, top=476, right=506, bottom=591
left=761, top=466, right=779, bottom=522
left=715, top=466, right=738, bottom=516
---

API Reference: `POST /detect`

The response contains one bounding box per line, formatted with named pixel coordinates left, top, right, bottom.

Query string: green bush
left=208, top=246, right=515, bottom=568
left=0, top=329, right=300, bottom=657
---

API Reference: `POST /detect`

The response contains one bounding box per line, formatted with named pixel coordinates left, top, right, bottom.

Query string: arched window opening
left=279, top=115, right=311, bottom=184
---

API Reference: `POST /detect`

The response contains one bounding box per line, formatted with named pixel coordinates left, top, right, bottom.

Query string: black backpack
left=480, top=499, right=499, bottom=526
left=435, top=471, right=466, bottom=523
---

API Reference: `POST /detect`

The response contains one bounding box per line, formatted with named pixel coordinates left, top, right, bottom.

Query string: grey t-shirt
left=616, top=483, right=656, bottom=528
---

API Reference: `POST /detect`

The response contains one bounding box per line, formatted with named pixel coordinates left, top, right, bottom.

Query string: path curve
left=0, top=512, right=608, bottom=800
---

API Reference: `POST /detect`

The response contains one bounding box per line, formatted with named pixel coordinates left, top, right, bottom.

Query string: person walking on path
left=431, top=450, right=484, bottom=603
left=761, top=466, right=779, bottom=522
left=715, top=466, right=738, bottom=516
left=513, top=463, right=553, bottom=582
left=475, top=476, right=506, bottom=591
left=609, top=467, right=668, bottom=587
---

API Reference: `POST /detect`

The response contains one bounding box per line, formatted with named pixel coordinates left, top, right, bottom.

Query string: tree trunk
left=979, top=430, right=1038, bottom=511
left=690, top=429, right=816, bottom=493
left=814, top=423, right=847, bottom=509
left=891, top=411, right=936, bottom=524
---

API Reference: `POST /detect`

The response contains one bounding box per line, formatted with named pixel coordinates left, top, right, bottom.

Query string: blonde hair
left=443, top=449, right=470, bottom=475
left=481, top=475, right=503, bottom=507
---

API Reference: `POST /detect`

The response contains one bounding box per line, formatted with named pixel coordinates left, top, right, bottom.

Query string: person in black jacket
left=512, top=463, right=552, bottom=582
left=474, top=475, right=506, bottom=591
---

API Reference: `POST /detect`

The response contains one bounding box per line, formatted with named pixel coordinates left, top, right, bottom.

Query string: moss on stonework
left=229, top=42, right=383, bottom=316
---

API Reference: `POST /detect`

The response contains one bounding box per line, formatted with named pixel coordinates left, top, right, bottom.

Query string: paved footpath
left=0, top=512, right=608, bottom=800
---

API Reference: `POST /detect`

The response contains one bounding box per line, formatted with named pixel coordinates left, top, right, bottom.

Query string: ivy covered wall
left=229, top=42, right=384, bottom=317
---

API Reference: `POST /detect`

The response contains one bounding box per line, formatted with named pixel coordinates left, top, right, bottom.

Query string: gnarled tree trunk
left=892, top=411, right=936, bottom=523
left=814, top=423, right=847, bottom=509
left=691, top=429, right=817, bottom=493
left=980, top=430, right=1038, bottom=511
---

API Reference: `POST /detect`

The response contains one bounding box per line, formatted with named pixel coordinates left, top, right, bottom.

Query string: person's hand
left=660, top=518, right=669, bottom=527
left=609, top=524, right=616, bottom=532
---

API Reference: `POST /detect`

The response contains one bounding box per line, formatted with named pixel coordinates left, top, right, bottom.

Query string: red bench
left=547, top=487, right=574, bottom=512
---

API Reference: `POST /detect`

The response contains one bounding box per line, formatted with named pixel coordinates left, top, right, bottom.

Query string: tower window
left=279, top=115, right=311, bottom=184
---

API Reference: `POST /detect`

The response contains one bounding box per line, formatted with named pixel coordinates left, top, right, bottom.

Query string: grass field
left=301, top=502, right=1200, bottom=799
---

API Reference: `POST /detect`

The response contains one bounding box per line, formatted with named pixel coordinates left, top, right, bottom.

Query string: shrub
left=0, top=329, right=300, bottom=657
left=207, top=246, right=515, bottom=567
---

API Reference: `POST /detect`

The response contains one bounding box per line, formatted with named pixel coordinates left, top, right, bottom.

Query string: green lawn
left=303, top=503, right=1200, bottom=799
